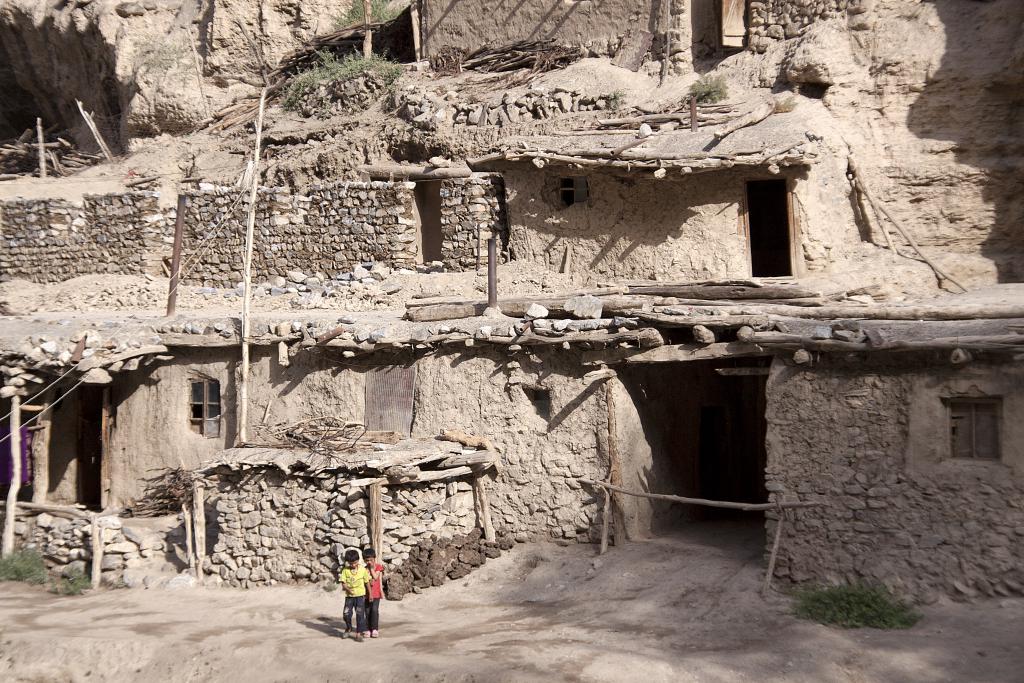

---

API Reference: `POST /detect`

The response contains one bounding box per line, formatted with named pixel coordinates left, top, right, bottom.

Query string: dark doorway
left=414, top=181, right=443, bottom=263
left=76, top=387, right=105, bottom=508
left=746, top=179, right=792, bottom=277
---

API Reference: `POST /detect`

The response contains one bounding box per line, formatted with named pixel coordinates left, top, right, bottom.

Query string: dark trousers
left=366, top=598, right=380, bottom=631
left=343, top=596, right=367, bottom=633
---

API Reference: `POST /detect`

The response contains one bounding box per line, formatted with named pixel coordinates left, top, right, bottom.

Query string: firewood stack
left=461, top=40, right=582, bottom=74
left=0, top=128, right=104, bottom=179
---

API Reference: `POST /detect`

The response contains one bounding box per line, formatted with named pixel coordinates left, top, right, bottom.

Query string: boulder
left=564, top=294, right=603, bottom=320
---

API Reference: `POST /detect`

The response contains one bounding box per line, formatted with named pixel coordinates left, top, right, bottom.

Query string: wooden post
left=1, top=394, right=21, bottom=557
left=182, top=502, right=194, bottom=571
left=762, top=509, right=786, bottom=596
left=30, top=389, right=53, bottom=504
left=604, top=383, right=627, bottom=546
left=689, top=96, right=698, bottom=132
left=192, top=480, right=206, bottom=581
left=660, top=0, right=672, bottom=86
left=36, top=118, right=46, bottom=179
left=166, top=194, right=188, bottom=316
left=90, top=513, right=103, bottom=589
left=362, top=0, right=373, bottom=58
left=409, top=1, right=422, bottom=61
left=368, top=482, right=383, bottom=553
left=471, top=468, right=495, bottom=542
left=237, top=88, right=267, bottom=446
left=75, top=100, right=114, bottom=162
left=599, top=485, right=611, bottom=555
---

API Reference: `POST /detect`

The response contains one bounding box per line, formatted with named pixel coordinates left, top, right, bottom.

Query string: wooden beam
left=182, top=502, right=194, bottom=572
left=624, top=342, right=768, bottom=363
left=362, top=0, right=373, bottom=57
left=358, top=163, right=473, bottom=180
left=605, top=383, right=627, bottom=546
left=30, top=390, right=53, bottom=504
left=36, top=118, right=46, bottom=179
left=2, top=394, right=21, bottom=557
left=580, top=479, right=822, bottom=512
left=471, top=468, right=495, bottom=542
left=368, top=482, right=384, bottom=553
left=238, top=87, right=268, bottom=446
left=192, top=481, right=206, bottom=582
left=90, top=513, right=103, bottom=589
left=715, top=367, right=771, bottom=376
left=75, top=100, right=114, bottom=162
left=167, top=194, right=187, bottom=316
left=762, top=511, right=786, bottom=596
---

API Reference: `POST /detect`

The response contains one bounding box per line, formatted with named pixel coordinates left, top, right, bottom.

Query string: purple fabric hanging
left=0, top=427, right=31, bottom=485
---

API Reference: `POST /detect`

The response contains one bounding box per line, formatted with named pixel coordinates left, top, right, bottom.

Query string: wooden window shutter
left=363, top=365, right=416, bottom=436
left=721, top=0, right=746, bottom=48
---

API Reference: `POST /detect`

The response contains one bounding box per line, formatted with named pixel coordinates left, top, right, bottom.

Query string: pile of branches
left=264, top=416, right=399, bottom=470
left=0, top=129, right=104, bottom=180
left=430, top=46, right=465, bottom=76
left=462, top=40, right=581, bottom=74
left=130, top=467, right=203, bottom=517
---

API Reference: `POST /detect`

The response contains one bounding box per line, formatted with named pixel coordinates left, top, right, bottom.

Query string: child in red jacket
left=362, top=547, right=385, bottom=638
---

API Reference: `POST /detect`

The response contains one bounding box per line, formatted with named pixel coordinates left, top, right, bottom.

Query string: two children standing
left=338, top=547, right=384, bottom=642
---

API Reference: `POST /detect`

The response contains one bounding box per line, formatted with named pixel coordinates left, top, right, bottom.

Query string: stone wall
left=747, top=0, right=869, bottom=52
left=399, top=87, right=624, bottom=129
left=0, top=192, right=171, bottom=283
left=206, top=466, right=502, bottom=588
left=765, top=356, right=1024, bottom=600
left=439, top=176, right=508, bottom=270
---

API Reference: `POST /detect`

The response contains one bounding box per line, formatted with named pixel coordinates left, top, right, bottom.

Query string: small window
left=948, top=398, right=1000, bottom=460
left=190, top=379, right=222, bottom=438
left=522, top=385, right=551, bottom=420
left=559, top=177, right=588, bottom=207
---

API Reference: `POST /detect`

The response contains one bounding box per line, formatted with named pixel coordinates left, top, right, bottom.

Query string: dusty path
left=0, top=524, right=1021, bottom=683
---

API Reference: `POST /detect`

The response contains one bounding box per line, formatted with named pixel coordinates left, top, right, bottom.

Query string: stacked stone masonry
left=0, top=177, right=508, bottom=286
left=0, top=192, right=171, bottom=283
left=747, top=0, right=870, bottom=52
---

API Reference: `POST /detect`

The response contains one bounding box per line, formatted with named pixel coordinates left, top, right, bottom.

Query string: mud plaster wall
left=421, top=0, right=644, bottom=58
left=764, top=356, right=1024, bottom=600
left=502, top=164, right=857, bottom=282
left=0, top=192, right=171, bottom=283
left=105, top=345, right=613, bottom=542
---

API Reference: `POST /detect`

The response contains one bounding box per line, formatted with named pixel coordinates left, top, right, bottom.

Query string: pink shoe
left=371, top=630, right=379, bottom=638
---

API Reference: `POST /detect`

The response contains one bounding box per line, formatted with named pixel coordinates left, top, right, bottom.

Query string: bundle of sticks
left=263, top=416, right=401, bottom=470
left=592, top=101, right=741, bottom=131
left=130, top=466, right=203, bottom=517
left=430, top=45, right=466, bottom=76
left=0, top=128, right=103, bottom=179
left=462, top=40, right=582, bottom=74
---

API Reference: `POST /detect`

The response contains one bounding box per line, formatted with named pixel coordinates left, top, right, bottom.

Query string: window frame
left=189, top=378, right=222, bottom=438
left=945, top=397, right=1001, bottom=461
left=558, top=176, right=589, bottom=207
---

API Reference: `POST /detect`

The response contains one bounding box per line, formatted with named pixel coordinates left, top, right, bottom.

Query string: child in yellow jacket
left=339, top=549, right=371, bottom=642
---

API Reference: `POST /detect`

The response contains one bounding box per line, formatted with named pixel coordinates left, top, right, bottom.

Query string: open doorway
left=617, top=358, right=769, bottom=534
left=75, top=386, right=105, bottom=508
left=746, top=179, right=792, bottom=277
left=413, top=181, right=443, bottom=263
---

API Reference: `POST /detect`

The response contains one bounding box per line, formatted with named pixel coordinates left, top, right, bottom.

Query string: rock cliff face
left=0, top=0, right=350, bottom=146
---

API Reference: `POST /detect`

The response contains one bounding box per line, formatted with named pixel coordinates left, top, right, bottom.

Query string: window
left=522, top=385, right=551, bottom=420
left=190, top=379, right=222, bottom=438
left=948, top=398, right=1000, bottom=460
left=559, top=177, right=589, bottom=207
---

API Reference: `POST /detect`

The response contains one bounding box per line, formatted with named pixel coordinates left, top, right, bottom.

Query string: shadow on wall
left=0, top=8, right=126, bottom=152
left=905, top=0, right=1024, bottom=283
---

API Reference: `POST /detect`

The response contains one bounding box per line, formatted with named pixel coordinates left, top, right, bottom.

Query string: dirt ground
left=0, top=522, right=1021, bottom=683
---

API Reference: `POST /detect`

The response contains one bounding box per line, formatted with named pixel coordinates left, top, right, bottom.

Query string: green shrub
left=606, top=90, right=626, bottom=111
left=337, top=0, right=402, bottom=28
left=282, top=51, right=403, bottom=111
left=52, top=569, right=91, bottom=596
left=0, top=549, right=48, bottom=585
left=689, top=75, right=729, bottom=104
left=794, top=584, right=921, bottom=629
left=774, top=95, right=797, bottom=113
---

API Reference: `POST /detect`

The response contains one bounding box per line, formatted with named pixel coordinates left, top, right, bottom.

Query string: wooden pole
left=182, top=502, right=194, bottom=571
left=30, top=389, right=53, bottom=504
left=409, top=1, right=423, bottom=61
left=762, top=509, right=786, bottom=596
left=604, top=383, right=627, bottom=545
left=36, top=118, right=46, bottom=179
left=166, top=194, right=188, bottom=317
left=362, top=0, right=373, bottom=58
left=580, top=478, right=822, bottom=512
left=90, top=513, right=103, bottom=589
left=471, top=468, right=495, bottom=542
left=368, top=482, right=384, bottom=553
left=599, top=485, right=611, bottom=555
left=689, top=96, right=698, bottom=132
left=75, top=100, right=114, bottom=162
left=2, top=394, right=22, bottom=557
left=192, top=481, right=206, bottom=581
left=660, top=0, right=672, bottom=86
left=237, top=88, right=267, bottom=446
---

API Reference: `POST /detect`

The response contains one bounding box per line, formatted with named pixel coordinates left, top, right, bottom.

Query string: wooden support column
left=2, top=394, right=21, bottom=557
left=409, top=1, right=422, bottom=61
left=30, top=389, right=53, bottom=504
left=75, top=100, right=114, bottom=162
left=368, top=482, right=383, bottom=554
left=36, top=118, right=46, bottom=178
left=166, top=194, right=187, bottom=317
left=762, top=509, right=786, bottom=596
left=192, top=481, right=206, bottom=581
left=471, top=467, right=495, bottom=542
left=100, top=387, right=112, bottom=509
left=604, top=382, right=627, bottom=546
left=182, top=502, right=194, bottom=571
left=599, top=485, right=611, bottom=555
left=90, top=513, right=103, bottom=589
left=362, top=0, right=373, bottom=57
